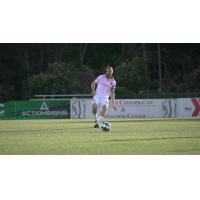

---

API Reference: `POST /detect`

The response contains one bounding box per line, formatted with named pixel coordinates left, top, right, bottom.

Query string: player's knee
left=102, top=105, right=108, bottom=113
left=92, top=103, right=97, bottom=108
left=92, top=103, right=97, bottom=113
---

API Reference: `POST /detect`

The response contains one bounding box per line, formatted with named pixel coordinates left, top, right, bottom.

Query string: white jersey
left=94, top=74, right=116, bottom=99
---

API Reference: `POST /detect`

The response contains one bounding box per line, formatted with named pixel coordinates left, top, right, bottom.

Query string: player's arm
left=110, top=87, right=117, bottom=111
left=91, top=80, right=96, bottom=96
left=91, top=75, right=101, bottom=96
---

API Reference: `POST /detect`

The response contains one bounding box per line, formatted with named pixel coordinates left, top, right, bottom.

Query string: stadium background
left=1, top=44, right=200, bottom=155
left=1, top=43, right=200, bottom=102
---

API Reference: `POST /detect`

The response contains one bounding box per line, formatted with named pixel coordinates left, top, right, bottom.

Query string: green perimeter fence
left=0, top=100, right=70, bottom=120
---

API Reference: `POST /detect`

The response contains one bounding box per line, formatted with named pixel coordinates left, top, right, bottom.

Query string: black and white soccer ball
left=101, top=122, right=111, bottom=132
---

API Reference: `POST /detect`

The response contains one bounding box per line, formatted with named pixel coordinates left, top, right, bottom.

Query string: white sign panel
left=70, top=98, right=200, bottom=119
left=71, top=98, right=163, bottom=119
left=106, top=99, right=162, bottom=118
left=71, top=98, right=88, bottom=119
left=178, top=98, right=200, bottom=118
left=162, top=99, right=177, bottom=118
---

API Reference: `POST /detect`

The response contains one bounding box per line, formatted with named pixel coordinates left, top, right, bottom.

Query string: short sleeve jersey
left=94, top=74, right=116, bottom=99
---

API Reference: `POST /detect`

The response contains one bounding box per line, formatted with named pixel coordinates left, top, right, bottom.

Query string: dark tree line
left=0, top=43, right=200, bottom=101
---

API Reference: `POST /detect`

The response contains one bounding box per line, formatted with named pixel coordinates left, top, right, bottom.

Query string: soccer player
left=91, top=66, right=117, bottom=128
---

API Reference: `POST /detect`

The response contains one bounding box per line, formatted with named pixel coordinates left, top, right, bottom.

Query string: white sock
left=97, top=115, right=103, bottom=124
left=94, top=114, right=98, bottom=122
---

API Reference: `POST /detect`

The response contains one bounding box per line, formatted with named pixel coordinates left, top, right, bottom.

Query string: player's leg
left=96, top=99, right=109, bottom=125
left=92, top=97, right=100, bottom=128
left=92, top=103, right=98, bottom=122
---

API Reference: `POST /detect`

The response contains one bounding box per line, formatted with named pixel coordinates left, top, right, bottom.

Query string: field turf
left=0, top=119, right=200, bottom=154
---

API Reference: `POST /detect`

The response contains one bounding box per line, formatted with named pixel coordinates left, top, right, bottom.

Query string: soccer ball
left=101, top=122, right=111, bottom=132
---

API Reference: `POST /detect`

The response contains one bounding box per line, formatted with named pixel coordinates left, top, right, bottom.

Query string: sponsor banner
left=71, top=99, right=164, bottom=119
left=1, top=98, right=199, bottom=120
left=71, top=98, right=87, bottom=119
left=162, top=99, right=177, bottom=118
left=107, top=99, right=162, bottom=118
left=178, top=98, right=200, bottom=118
left=71, top=98, right=200, bottom=119
left=0, top=100, right=70, bottom=119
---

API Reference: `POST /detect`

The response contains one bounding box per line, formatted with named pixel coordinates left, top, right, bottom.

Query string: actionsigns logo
left=191, top=98, right=200, bottom=117
left=40, top=101, right=49, bottom=111
left=22, top=101, right=68, bottom=117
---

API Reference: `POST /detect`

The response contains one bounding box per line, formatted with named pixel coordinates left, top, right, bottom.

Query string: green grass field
left=0, top=118, right=200, bottom=154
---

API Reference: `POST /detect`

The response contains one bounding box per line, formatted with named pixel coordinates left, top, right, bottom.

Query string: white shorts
left=92, top=97, right=109, bottom=108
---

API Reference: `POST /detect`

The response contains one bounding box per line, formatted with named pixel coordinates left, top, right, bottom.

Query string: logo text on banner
left=191, top=98, right=200, bottom=117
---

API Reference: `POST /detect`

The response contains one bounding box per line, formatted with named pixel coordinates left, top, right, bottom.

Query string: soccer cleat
left=94, top=123, right=100, bottom=128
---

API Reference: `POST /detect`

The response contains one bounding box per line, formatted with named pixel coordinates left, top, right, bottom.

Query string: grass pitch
left=0, top=119, right=200, bottom=154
